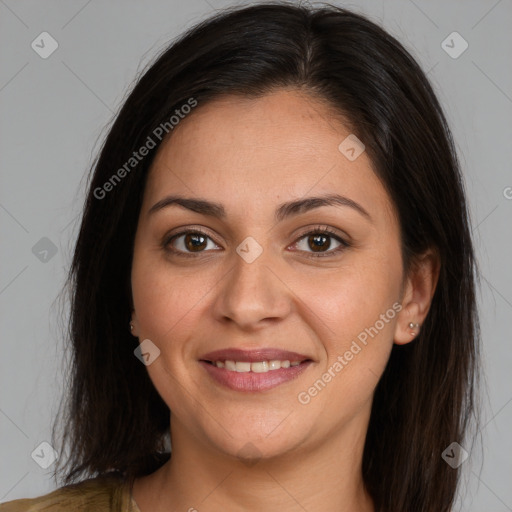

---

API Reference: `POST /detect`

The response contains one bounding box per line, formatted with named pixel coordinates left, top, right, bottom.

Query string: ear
left=130, top=310, right=140, bottom=337
left=394, top=248, right=440, bottom=345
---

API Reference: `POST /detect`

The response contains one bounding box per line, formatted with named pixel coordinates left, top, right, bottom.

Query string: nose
left=211, top=244, right=292, bottom=331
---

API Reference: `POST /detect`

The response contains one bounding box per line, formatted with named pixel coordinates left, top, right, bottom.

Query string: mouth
left=201, top=358, right=311, bottom=373
left=198, top=348, right=314, bottom=392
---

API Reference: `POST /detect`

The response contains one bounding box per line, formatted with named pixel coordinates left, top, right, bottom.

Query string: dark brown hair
left=53, top=3, right=481, bottom=511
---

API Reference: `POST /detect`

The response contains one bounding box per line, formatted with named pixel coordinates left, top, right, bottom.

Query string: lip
left=199, top=348, right=314, bottom=392
left=199, top=360, right=313, bottom=392
left=199, top=348, right=311, bottom=363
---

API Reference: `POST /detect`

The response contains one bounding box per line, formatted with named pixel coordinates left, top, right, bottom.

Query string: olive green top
left=0, top=474, right=141, bottom=512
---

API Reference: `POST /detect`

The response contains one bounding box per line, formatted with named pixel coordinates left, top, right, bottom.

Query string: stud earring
left=408, top=322, right=420, bottom=336
left=129, top=322, right=134, bottom=331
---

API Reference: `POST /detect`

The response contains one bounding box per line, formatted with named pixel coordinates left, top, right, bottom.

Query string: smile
left=205, top=359, right=303, bottom=373
left=200, top=359, right=313, bottom=392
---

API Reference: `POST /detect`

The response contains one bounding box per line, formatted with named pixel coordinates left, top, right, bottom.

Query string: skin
left=130, top=89, right=439, bottom=512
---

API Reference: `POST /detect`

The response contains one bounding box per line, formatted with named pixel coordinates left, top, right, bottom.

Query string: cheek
left=293, top=267, right=400, bottom=422
left=309, top=268, right=399, bottom=330
left=131, top=253, right=201, bottom=340
left=131, top=252, right=229, bottom=368
left=295, top=250, right=403, bottom=366
left=130, top=256, right=208, bottom=406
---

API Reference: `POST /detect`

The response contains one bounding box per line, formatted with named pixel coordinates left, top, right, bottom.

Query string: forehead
left=142, top=89, right=396, bottom=226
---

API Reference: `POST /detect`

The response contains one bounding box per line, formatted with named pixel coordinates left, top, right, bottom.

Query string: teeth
left=251, top=361, right=268, bottom=373
left=268, top=360, right=281, bottom=370
left=224, top=360, right=237, bottom=371
left=213, top=359, right=305, bottom=372
left=235, top=362, right=251, bottom=372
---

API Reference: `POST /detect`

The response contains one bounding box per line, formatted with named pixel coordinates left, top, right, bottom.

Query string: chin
left=203, top=422, right=307, bottom=464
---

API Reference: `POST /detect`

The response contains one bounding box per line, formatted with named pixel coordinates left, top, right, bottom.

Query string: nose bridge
left=213, top=239, right=290, bottom=328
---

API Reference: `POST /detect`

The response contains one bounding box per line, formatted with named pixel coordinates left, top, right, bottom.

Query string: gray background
left=1, top=0, right=511, bottom=510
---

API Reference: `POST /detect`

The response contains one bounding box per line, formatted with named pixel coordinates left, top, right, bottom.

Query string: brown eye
left=183, top=233, right=208, bottom=252
left=307, top=234, right=331, bottom=252
left=166, top=230, right=220, bottom=255
left=293, top=228, right=349, bottom=258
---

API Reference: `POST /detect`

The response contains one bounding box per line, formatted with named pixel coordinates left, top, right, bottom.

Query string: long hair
left=52, top=3, right=481, bottom=511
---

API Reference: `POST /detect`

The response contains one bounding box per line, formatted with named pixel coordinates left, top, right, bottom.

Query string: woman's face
left=131, top=89, right=418, bottom=461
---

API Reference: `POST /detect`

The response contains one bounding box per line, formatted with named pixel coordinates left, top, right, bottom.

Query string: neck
left=133, top=408, right=375, bottom=512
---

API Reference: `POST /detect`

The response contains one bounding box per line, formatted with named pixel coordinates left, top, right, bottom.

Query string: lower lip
left=199, top=361, right=313, bottom=392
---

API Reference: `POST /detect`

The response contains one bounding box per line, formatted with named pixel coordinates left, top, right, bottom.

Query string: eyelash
left=162, top=225, right=350, bottom=259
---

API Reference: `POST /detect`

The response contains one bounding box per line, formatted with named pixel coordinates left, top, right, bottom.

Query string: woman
left=0, top=2, right=480, bottom=511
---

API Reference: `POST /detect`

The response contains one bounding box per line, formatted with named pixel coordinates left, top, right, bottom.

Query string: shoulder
left=0, top=473, right=137, bottom=512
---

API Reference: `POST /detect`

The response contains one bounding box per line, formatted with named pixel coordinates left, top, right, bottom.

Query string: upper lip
left=200, top=348, right=312, bottom=363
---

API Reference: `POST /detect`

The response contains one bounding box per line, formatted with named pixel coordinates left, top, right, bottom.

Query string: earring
left=408, top=322, right=420, bottom=336
left=129, top=322, right=134, bottom=331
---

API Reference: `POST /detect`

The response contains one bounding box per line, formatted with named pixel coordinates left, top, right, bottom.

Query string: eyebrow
left=148, top=193, right=371, bottom=222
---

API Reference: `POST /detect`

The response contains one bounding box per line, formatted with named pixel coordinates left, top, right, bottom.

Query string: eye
left=292, top=227, right=350, bottom=258
left=163, top=226, right=350, bottom=259
left=164, top=229, right=220, bottom=257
